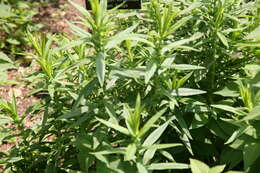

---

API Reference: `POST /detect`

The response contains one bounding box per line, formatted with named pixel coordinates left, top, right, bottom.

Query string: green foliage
left=190, top=159, right=225, bottom=173
left=0, top=0, right=260, bottom=172
left=0, top=52, right=16, bottom=85
left=0, top=0, right=41, bottom=55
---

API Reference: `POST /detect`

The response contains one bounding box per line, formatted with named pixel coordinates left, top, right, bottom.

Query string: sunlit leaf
left=148, top=162, right=189, bottom=170
left=169, top=88, right=206, bottom=96
left=138, top=108, right=167, bottom=138
left=190, top=159, right=209, bottom=173
left=217, top=32, right=229, bottom=48
left=96, top=53, right=106, bottom=87
left=96, top=117, right=130, bottom=136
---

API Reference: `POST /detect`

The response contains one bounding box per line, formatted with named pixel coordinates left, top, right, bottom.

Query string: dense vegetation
left=1, top=0, right=260, bottom=172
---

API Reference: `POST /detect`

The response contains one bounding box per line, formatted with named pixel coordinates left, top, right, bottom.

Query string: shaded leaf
left=211, top=104, right=245, bottom=116
left=57, top=106, right=89, bottom=120
left=243, top=142, right=260, bottom=170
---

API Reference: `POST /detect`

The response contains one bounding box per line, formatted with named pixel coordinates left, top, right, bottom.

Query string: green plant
left=93, top=94, right=189, bottom=172
left=0, top=52, right=16, bottom=85
left=1, top=0, right=260, bottom=172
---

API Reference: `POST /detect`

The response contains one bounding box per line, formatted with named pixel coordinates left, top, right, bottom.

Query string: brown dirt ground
left=33, top=0, right=84, bottom=34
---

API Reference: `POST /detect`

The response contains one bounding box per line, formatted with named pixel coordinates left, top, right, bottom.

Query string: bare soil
left=33, top=0, right=83, bottom=34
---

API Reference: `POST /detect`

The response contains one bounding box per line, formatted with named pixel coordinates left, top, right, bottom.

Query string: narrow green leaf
left=0, top=52, right=12, bottom=63
left=217, top=32, right=229, bottom=48
left=96, top=117, right=130, bottom=136
left=236, top=41, right=260, bottom=48
left=170, top=88, right=206, bottom=96
left=214, top=87, right=239, bottom=97
left=211, top=104, right=245, bottom=116
left=72, top=79, right=97, bottom=109
left=105, top=25, right=136, bottom=47
left=104, top=102, right=119, bottom=124
left=177, top=72, right=193, bottom=88
left=225, top=125, right=250, bottom=144
left=133, top=94, right=141, bottom=134
left=96, top=53, right=106, bottom=87
left=143, top=120, right=170, bottom=146
left=57, top=106, right=89, bottom=120
left=0, top=115, right=12, bottom=125
left=137, top=163, right=148, bottom=173
left=48, top=84, right=55, bottom=99
left=179, top=2, right=201, bottom=15
left=125, top=105, right=136, bottom=136
left=143, top=148, right=156, bottom=164
left=142, top=143, right=183, bottom=150
left=54, top=39, right=87, bottom=52
left=209, top=165, right=225, bottom=173
left=145, top=61, right=157, bottom=84
left=241, top=105, right=260, bottom=121
left=111, top=67, right=145, bottom=79
left=162, top=33, right=203, bottom=54
left=170, top=121, right=193, bottom=155
left=7, top=38, right=20, bottom=45
left=0, top=100, right=12, bottom=113
left=124, top=144, right=136, bottom=161
left=159, top=150, right=175, bottom=161
left=67, top=21, right=91, bottom=38
left=162, top=64, right=205, bottom=70
left=55, top=58, right=91, bottom=79
left=245, top=25, right=260, bottom=40
left=0, top=4, right=15, bottom=18
left=174, top=114, right=192, bottom=139
left=190, top=159, right=209, bottom=173
left=105, top=26, right=153, bottom=49
left=243, top=142, right=260, bottom=170
left=1, top=157, right=22, bottom=164
left=91, top=148, right=126, bottom=155
left=138, top=108, right=167, bottom=138
left=171, top=46, right=200, bottom=51
left=148, top=163, right=190, bottom=170
left=167, top=16, right=192, bottom=35
left=161, top=55, right=175, bottom=65
left=11, top=92, right=19, bottom=122
left=0, top=63, right=16, bottom=72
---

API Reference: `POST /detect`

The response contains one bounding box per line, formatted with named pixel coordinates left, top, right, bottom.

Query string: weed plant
left=1, top=0, right=260, bottom=172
